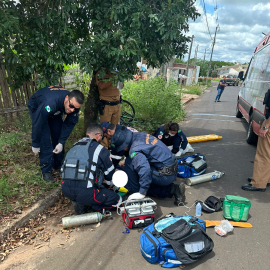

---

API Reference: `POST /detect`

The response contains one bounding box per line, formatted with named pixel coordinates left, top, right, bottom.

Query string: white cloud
left=186, top=1, right=270, bottom=63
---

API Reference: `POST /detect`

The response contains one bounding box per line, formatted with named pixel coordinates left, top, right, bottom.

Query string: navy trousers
left=39, top=115, right=65, bottom=173
left=62, top=182, right=120, bottom=211
left=118, top=157, right=175, bottom=198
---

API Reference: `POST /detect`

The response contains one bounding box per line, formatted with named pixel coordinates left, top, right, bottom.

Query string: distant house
left=217, top=64, right=248, bottom=78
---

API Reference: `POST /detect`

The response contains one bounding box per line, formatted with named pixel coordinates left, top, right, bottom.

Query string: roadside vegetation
left=0, top=111, right=85, bottom=217
left=122, top=77, right=184, bottom=133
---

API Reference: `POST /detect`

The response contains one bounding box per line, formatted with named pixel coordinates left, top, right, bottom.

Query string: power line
left=201, top=0, right=213, bottom=40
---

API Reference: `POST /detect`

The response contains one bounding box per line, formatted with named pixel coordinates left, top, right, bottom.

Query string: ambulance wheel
left=236, top=101, right=243, bottom=118
left=246, top=117, right=258, bottom=145
left=120, top=99, right=135, bottom=126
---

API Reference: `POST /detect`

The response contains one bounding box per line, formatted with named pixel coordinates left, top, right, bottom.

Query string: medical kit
left=223, top=195, right=251, bottom=221
left=118, top=198, right=157, bottom=229
left=177, top=153, right=207, bottom=178
left=140, top=214, right=214, bottom=268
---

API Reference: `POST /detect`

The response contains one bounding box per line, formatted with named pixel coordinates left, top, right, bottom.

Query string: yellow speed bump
left=187, top=134, right=222, bottom=143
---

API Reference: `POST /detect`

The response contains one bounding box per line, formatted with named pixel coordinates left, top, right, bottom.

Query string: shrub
left=121, top=77, right=184, bottom=132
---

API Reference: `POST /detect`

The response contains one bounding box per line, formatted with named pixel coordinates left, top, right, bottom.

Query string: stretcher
left=187, top=134, right=222, bottom=143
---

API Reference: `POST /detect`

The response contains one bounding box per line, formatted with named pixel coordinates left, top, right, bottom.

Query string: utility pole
left=194, top=45, right=199, bottom=66
left=206, top=25, right=219, bottom=82
left=204, top=48, right=206, bottom=61
left=186, top=35, right=194, bottom=80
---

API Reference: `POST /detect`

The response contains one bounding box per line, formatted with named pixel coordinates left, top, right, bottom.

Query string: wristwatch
left=262, top=126, right=268, bottom=130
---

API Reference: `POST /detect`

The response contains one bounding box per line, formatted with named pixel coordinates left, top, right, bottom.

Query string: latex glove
left=32, top=147, right=40, bottom=155
left=53, top=143, right=63, bottom=154
left=128, top=192, right=145, bottom=200
left=175, top=148, right=184, bottom=157
left=103, top=180, right=114, bottom=188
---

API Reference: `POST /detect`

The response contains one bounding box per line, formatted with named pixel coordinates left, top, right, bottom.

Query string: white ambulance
left=236, top=31, right=270, bottom=144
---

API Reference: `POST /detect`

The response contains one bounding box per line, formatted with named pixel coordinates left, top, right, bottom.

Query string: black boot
left=72, top=201, right=87, bottom=215
left=170, top=183, right=186, bottom=206
left=42, top=172, right=55, bottom=183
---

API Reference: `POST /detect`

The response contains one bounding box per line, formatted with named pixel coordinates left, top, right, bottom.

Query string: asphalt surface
left=2, top=84, right=270, bottom=270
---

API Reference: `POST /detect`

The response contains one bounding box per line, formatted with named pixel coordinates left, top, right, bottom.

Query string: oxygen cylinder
left=62, top=212, right=103, bottom=228
left=186, top=171, right=225, bottom=186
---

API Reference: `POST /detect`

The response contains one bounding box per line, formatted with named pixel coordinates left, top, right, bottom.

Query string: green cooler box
left=223, top=195, right=251, bottom=221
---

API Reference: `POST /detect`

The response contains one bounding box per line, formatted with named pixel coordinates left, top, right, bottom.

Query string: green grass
left=0, top=110, right=85, bottom=215
left=184, top=85, right=204, bottom=95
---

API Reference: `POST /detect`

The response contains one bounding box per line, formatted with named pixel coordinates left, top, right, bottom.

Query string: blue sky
left=185, top=0, right=270, bottom=63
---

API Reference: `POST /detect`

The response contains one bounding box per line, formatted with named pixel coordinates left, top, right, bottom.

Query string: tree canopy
left=1, top=0, right=200, bottom=88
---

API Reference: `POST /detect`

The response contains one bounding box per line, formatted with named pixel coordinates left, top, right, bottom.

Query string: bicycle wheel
left=120, top=99, right=135, bottom=125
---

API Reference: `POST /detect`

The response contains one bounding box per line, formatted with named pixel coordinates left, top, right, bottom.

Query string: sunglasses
left=68, top=99, right=80, bottom=110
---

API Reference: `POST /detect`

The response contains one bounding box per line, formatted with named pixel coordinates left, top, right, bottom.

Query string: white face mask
left=169, top=132, right=176, bottom=136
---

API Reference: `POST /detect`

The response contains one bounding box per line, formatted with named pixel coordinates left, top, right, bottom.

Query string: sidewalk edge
left=0, top=188, right=61, bottom=241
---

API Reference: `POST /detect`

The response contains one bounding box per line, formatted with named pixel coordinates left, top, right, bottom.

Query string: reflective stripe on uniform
left=104, top=164, right=114, bottom=175
left=87, top=144, right=103, bottom=188
left=110, top=154, right=122, bottom=160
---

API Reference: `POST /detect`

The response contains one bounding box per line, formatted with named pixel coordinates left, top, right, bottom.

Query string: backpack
left=197, top=196, right=224, bottom=213
left=61, top=138, right=104, bottom=188
left=177, top=153, right=207, bottom=178
left=140, top=214, right=214, bottom=268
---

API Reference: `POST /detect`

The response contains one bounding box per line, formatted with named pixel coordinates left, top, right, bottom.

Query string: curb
left=181, top=98, right=194, bottom=106
left=0, top=188, right=61, bottom=241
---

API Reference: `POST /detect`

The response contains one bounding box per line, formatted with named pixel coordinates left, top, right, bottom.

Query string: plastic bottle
left=195, top=202, right=202, bottom=217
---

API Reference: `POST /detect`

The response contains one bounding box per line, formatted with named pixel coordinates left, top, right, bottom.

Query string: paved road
left=2, top=85, right=270, bottom=270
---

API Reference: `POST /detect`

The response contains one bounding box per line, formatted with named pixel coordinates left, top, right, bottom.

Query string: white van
left=236, top=31, right=270, bottom=144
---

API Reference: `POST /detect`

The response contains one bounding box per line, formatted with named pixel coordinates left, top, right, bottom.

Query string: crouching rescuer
left=111, top=127, right=186, bottom=205
left=61, top=124, right=122, bottom=214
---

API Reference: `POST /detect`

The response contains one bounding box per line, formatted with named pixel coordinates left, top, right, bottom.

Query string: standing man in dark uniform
left=111, top=128, right=186, bottom=205
left=28, top=86, right=84, bottom=183
left=61, top=124, right=121, bottom=214
left=153, top=122, right=194, bottom=157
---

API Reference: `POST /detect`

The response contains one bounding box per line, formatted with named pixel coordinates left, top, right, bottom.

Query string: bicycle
left=120, top=99, right=136, bottom=126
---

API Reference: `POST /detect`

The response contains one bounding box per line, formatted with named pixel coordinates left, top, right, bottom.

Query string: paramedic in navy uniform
left=61, top=124, right=121, bottom=214
left=111, top=127, right=186, bottom=205
left=153, top=121, right=194, bottom=157
left=28, top=86, right=84, bottom=183
left=100, top=121, right=138, bottom=166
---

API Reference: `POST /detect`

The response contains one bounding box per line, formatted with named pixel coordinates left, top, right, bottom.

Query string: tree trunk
left=84, top=71, right=99, bottom=133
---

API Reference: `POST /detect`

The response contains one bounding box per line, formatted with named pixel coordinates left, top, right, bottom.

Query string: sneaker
left=217, top=100, right=221, bottom=102
left=72, top=201, right=86, bottom=215
left=170, top=183, right=186, bottom=206
left=42, top=172, right=55, bottom=183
